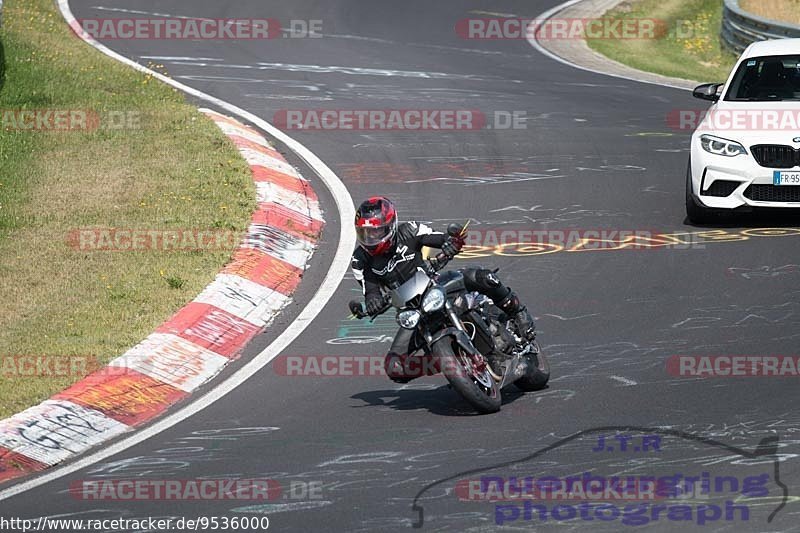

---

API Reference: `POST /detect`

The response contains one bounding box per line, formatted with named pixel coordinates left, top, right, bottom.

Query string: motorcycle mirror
left=348, top=300, right=364, bottom=316
left=446, top=223, right=463, bottom=237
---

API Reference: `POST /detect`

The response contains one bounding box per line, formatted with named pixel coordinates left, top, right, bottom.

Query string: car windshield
left=724, top=55, right=800, bottom=101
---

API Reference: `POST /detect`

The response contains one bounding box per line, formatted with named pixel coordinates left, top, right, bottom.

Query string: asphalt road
left=3, top=1, right=800, bottom=531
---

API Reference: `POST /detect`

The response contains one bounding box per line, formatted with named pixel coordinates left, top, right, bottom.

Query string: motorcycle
left=349, top=224, right=550, bottom=414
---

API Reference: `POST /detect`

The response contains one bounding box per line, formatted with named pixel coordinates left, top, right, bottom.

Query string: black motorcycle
left=350, top=225, right=550, bottom=414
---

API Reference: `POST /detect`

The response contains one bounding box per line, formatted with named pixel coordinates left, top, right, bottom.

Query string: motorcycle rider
left=350, top=196, right=535, bottom=383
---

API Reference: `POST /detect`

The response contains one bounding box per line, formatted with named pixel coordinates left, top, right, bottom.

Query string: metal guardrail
left=721, top=0, right=800, bottom=53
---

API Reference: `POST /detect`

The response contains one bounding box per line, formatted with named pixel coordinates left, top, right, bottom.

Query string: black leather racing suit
left=351, top=221, right=532, bottom=381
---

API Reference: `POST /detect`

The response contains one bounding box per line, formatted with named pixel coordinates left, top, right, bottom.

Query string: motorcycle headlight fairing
left=397, top=309, right=421, bottom=329
left=421, top=287, right=446, bottom=313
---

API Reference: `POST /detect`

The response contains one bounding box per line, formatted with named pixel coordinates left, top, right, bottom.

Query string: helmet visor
left=356, top=224, right=392, bottom=247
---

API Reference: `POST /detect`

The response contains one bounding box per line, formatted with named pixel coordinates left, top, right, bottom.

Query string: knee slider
left=476, top=269, right=502, bottom=288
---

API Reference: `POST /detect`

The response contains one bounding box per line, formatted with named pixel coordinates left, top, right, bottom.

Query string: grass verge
left=740, top=0, right=800, bottom=26
left=0, top=0, right=255, bottom=418
left=587, top=0, right=738, bottom=83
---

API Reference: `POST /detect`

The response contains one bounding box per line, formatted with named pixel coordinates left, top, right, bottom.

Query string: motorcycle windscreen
left=391, top=269, right=431, bottom=309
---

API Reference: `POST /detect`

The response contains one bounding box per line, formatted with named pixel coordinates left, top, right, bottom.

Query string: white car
left=687, top=38, right=800, bottom=223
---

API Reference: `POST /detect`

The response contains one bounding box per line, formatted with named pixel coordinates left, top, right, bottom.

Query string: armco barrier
left=721, top=0, right=800, bottom=53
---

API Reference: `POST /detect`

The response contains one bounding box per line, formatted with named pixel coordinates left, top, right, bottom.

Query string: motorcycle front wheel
left=433, top=338, right=501, bottom=414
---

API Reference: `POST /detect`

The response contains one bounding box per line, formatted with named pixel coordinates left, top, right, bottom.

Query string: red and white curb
left=0, top=109, right=324, bottom=484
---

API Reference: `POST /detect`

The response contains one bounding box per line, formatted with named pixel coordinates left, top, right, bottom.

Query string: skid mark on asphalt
left=726, top=265, right=800, bottom=280
left=542, top=313, right=600, bottom=321
left=232, top=500, right=333, bottom=514
left=670, top=301, right=799, bottom=330
left=406, top=173, right=564, bottom=186
left=73, top=427, right=281, bottom=483
left=337, top=158, right=645, bottom=187
left=318, top=452, right=404, bottom=467
left=159, top=59, right=509, bottom=82
left=608, top=375, right=638, bottom=386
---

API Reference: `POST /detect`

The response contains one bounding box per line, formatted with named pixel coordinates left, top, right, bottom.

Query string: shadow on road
left=351, top=383, right=531, bottom=417
left=685, top=211, right=800, bottom=229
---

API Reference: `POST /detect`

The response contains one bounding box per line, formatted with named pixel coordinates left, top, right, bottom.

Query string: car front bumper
left=690, top=143, right=800, bottom=209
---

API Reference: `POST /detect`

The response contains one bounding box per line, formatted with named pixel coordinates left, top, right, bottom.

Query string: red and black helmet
left=355, top=196, right=398, bottom=256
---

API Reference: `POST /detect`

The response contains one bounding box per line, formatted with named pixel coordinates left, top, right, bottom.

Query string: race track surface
left=3, top=1, right=800, bottom=531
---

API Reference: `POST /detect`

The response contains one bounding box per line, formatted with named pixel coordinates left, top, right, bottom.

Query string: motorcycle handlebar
left=430, top=252, right=451, bottom=272
left=429, top=222, right=464, bottom=272
left=349, top=295, right=392, bottom=320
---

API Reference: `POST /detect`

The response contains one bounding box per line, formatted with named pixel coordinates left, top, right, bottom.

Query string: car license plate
left=774, top=171, right=800, bottom=185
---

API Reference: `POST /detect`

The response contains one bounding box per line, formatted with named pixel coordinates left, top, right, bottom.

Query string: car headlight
left=700, top=135, right=747, bottom=157
left=421, top=287, right=445, bottom=313
left=397, top=310, right=421, bottom=329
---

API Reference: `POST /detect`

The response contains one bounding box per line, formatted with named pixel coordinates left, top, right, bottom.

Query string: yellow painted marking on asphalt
left=456, top=228, right=800, bottom=259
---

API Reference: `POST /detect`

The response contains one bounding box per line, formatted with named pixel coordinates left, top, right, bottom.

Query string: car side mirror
left=692, top=83, right=723, bottom=102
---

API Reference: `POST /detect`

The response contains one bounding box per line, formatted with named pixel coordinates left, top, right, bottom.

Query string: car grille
left=750, top=145, right=800, bottom=169
left=744, top=185, right=800, bottom=202
left=703, top=180, right=739, bottom=197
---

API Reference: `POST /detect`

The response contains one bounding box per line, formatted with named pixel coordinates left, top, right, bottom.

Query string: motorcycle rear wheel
left=514, top=340, right=550, bottom=392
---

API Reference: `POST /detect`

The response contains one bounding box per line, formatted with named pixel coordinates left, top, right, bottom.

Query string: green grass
left=0, top=0, right=255, bottom=417
left=741, top=0, right=800, bottom=25
left=588, top=0, right=738, bottom=83
left=0, top=37, right=5, bottom=93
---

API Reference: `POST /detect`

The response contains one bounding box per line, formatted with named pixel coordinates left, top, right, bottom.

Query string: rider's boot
left=498, top=292, right=536, bottom=340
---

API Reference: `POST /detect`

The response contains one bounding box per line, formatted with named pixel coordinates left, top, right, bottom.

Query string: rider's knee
left=477, top=269, right=502, bottom=288
left=463, top=268, right=503, bottom=289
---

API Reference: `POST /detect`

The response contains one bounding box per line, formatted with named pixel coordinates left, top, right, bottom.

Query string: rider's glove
left=441, top=236, right=464, bottom=259
left=365, top=296, right=384, bottom=316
